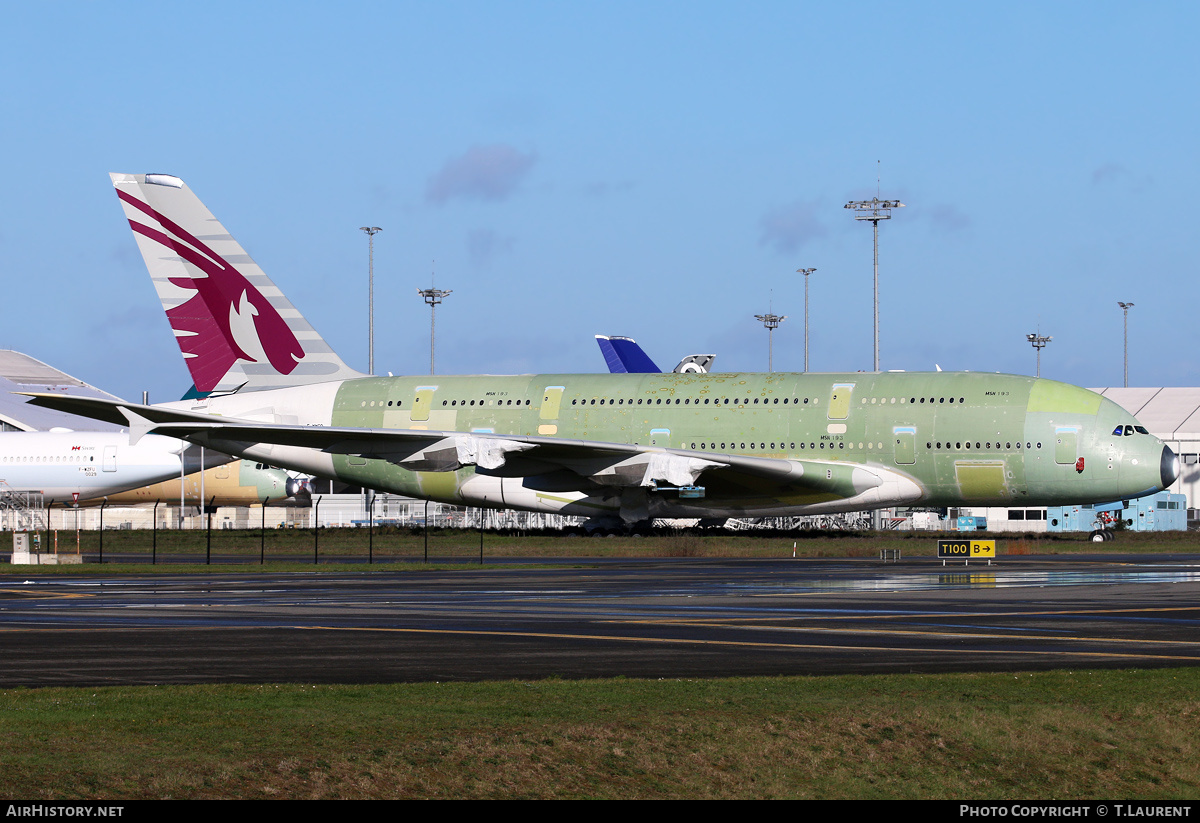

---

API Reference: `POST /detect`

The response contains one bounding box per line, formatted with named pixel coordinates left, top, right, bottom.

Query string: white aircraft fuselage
left=0, top=431, right=189, bottom=502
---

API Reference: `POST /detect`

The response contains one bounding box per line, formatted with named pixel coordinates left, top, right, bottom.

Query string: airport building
left=1096, top=388, right=1200, bottom=509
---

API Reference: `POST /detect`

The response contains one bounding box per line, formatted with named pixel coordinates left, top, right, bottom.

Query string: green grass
left=2, top=669, right=1198, bottom=799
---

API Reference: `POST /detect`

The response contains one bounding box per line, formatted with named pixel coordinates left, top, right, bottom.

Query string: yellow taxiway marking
left=602, top=621, right=1200, bottom=647
left=651, top=604, right=1200, bottom=622
left=7, top=622, right=1199, bottom=663
left=298, top=625, right=1200, bottom=663
left=0, top=588, right=93, bottom=600
left=601, top=605, right=1200, bottom=646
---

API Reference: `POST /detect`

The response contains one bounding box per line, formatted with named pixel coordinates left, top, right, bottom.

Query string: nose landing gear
left=1089, top=509, right=1121, bottom=542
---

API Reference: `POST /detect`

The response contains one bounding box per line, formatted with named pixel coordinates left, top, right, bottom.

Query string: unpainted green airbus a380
left=28, top=174, right=1179, bottom=527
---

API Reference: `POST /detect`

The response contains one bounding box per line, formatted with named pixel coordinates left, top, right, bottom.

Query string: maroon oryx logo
left=118, top=188, right=304, bottom=391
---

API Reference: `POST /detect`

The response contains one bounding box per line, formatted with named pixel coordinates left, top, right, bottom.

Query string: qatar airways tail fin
left=110, top=173, right=365, bottom=394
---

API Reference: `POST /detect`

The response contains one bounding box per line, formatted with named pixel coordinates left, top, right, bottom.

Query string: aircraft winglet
left=117, top=406, right=159, bottom=446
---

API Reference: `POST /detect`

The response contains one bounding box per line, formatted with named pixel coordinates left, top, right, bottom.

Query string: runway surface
left=2, top=555, right=1199, bottom=686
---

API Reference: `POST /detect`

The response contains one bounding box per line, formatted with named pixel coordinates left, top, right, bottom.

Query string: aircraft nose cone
left=286, top=476, right=313, bottom=498
left=1161, top=444, right=1180, bottom=488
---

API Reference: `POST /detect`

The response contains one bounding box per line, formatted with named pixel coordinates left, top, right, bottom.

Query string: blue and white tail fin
left=595, top=335, right=661, bottom=374
left=595, top=335, right=715, bottom=374
left=110, top=173, right=365, bottom=394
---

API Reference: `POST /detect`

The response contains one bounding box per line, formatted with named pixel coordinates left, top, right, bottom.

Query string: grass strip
left=2, top=668, right=1198, bottom=799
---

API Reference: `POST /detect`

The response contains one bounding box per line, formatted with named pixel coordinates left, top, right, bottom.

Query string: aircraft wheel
left=1090, top=530, right=1107, bottom=542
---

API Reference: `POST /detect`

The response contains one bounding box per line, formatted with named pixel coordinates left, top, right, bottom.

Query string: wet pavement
left=1, top=555, right=1198, bottom=686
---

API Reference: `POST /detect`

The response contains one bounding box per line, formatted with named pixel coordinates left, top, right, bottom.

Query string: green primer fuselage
left=290, top=369, right=1168, bottom=520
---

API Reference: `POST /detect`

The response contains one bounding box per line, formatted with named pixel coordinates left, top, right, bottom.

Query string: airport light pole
left=359, top=226, right=382, bottom=375
left=844, top=197, right=904, bottom=372
left=1026, top=332, right=1052, bottom=378
left=754, top=311, right=787, bottom=373
left=797, top=267, right=816, bottom=372
left=1118, top=301, right=1134, bottom=387
left=417, top=282, right=452, bottom=375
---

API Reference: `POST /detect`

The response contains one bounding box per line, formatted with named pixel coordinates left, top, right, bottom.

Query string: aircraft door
left=1055, top=427, right=1079, bottom=465
left=103, top=445, right=117, bottom=472
left=411, top=387, right=436, bottom=422
left=828, top=383, right=855, bottom=420
left=893, top=426, right=916, bottom=465
left=540, top=386, right=565, bottom=420
left=537, top=386, right=566, bottom=435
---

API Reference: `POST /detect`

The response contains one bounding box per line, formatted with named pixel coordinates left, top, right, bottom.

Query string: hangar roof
left=0, top=350, right=122, bottom=432
left=1093, top=388, right=1200, bottom=444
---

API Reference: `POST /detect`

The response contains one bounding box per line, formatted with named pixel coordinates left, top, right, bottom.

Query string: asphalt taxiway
left=1, top=555, right=1199, bottom=686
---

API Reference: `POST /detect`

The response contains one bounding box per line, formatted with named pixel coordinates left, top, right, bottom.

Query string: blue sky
left=2, top=2, right=1197, bottom=403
